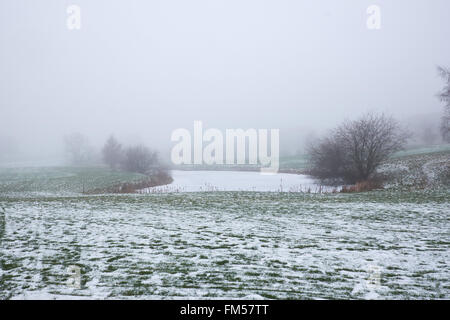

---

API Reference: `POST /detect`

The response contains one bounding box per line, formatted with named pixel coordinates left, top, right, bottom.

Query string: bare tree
left=102, top=135, right=123, bottom=170
left=121, top=145, right=158, bottom=174
left=307, top=134, right=346, bottom=181
left=63, top=133, right=93, bottom=165
left=437, top=66, right=450, bottom=142
left=308, top=113, right=408, bottom=183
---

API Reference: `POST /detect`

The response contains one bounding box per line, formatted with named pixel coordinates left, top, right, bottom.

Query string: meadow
left=0, top=147, right=449, bottom=299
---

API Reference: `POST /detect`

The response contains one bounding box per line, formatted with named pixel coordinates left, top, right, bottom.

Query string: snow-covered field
left=141, top=170, right=336, bottom=193
left=378, top=150, right=450, bottom=189
left=1, top=190, right=449, bottom=300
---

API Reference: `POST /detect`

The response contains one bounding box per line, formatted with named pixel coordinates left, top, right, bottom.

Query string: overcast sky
left=1, top=0, right=449, bottom=161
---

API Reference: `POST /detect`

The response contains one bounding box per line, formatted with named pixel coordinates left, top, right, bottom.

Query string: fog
left=1, top=0, right=449, bottom=164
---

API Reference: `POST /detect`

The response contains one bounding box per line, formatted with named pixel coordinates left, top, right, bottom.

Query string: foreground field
left=1, top=190, right=448, bottom=299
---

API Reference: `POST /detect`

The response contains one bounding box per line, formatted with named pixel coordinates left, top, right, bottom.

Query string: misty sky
left=1, top=0, right=450, bottom=161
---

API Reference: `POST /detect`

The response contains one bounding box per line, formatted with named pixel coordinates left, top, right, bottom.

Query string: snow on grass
left=1, top=191, right=448, bottom=299
left=378, top=150, right=450, bottom=189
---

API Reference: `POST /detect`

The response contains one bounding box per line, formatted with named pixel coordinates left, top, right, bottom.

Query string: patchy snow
left=140, top=170, right=338, bottom=193
left=378, top=151, right=450, bottom=189
left=1, top=191, right=448, bottom=300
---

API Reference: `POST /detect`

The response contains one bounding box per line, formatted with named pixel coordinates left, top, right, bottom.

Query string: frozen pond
left=141, top=170, right=337, bottom=193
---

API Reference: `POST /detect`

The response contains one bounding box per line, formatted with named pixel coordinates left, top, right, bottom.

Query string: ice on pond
left=141, top=170, right=338, bottom=193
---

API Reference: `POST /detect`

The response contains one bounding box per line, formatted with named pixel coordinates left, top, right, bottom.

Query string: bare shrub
left=307, top=134, right=346, bottom=182
left=308, top=113, right=408, bottom=184
left=121, top=145, right=159, bottom=175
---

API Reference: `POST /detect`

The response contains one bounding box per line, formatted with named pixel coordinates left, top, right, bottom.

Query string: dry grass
left=340, top=179, right=384, bottom=193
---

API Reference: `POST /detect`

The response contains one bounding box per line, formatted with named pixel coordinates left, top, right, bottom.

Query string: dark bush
left=308, top=113, right=408, bottom=184
left=121, top=145, right=158, bottom=175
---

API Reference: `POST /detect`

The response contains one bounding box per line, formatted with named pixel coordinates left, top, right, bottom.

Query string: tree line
left=64, top=133, right=164, bottom=176
left=102, top=136, right=161, bottom=175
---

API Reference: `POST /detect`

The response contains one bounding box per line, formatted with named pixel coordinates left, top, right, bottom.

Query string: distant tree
left=63, top=133, right=93, bottom=165
left=437, top=66, right=450, bottom=142
left=121, top=145, right=158, bottom=174
left=308, top=113, right=408, bottom=183
left=102, top=135, right=123, bottom=170
left=420, top=125, right=439, bottom=145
